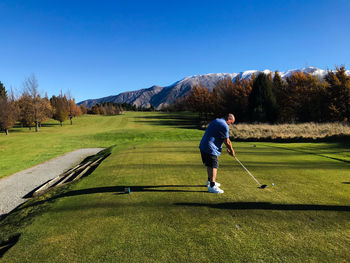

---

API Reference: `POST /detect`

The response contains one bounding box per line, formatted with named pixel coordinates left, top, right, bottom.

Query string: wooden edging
left=71, top=157, right=103, bottom=182
left=55, top=160, right=93, bottom=187
left=32, top=156, right=106, bottom=197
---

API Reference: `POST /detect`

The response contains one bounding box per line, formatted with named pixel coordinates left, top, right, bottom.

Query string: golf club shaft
left=234, top=156, right=262, bottom=186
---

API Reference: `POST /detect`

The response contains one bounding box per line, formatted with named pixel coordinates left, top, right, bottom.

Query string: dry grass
left=230, top=122, right=350, bottom=141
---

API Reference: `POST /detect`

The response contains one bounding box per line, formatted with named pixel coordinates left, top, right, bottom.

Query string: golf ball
left=271, top=183, right=275, bottom=186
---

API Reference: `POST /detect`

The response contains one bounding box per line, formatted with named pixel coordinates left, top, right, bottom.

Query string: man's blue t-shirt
left=199, top=118, right=229, bottom=156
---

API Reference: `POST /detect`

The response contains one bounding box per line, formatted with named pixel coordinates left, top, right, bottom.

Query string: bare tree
left=23, top=74, right=41, bottom=132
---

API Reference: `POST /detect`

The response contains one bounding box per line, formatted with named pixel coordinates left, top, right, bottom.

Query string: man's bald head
left=225, top=114, right=235, bottom=125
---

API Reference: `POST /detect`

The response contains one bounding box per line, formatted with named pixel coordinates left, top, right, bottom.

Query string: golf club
left=234, top=156, right=268, bottom=189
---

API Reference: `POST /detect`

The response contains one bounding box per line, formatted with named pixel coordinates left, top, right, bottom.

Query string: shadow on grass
left=14, top=185, right=207, bottom=213
left=0, top=234, right=20, bottom=258
left=232, top=134, right=350, bottom=143
left=5, top=121, right=71, bottom=134
left=133, top=113, right=201, bottom=129
left=39, top=123, right=61, bottom=127
left=59, top=185, right=207, bottom=196
left=264, top=143, right=350, bottom=164
left=174, top=202, right=350, bottom=212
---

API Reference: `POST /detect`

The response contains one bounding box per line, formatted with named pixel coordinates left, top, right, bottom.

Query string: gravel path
left=0, top=148, right=104, bottom=217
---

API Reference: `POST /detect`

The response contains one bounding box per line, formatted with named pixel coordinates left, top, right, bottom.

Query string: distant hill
left=78, top=67, right=349, bottom=109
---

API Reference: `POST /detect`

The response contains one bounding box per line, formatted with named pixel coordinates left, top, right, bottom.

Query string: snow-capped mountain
left=78, top=67, right=349, bottom=109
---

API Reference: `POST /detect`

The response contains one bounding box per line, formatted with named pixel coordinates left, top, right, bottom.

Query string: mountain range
left=78, top=67, right=349, bottom=109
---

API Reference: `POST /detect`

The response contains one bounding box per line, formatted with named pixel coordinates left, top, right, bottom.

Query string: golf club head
left=259, top=184, right=268, bottom=189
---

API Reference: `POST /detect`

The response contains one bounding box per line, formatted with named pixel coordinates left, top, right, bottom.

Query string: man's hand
left=224, top=138, right=235, bottom=157
left=227, top=148, right=235, bottom=156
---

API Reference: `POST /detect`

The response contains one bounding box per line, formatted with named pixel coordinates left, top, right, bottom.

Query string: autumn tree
left=80, top=104, right=88, bottom=115
left=200, top=86, right=214, bottom=121
left=185, top=84, right=213, bottom=121
left=99, top=105, right=107, bottom=115
left=214, top=76, right=252, bottom=121
left=89, top=103, right=125, bottom=115
left=162, top=97, right=188, bottom=112
left=50, top=94, right=69, bottom=126
left=280, top=72, right=327, bottom=122
left=17, top=93, right=35, bottom=128
left=69, top=98, right=82, bottom=124
left=212, top=78, right=233, bottom=117
left=66, top=91, right=82, bottom=125
left=104, top=103, right=123, bottom=115
left=117, top=105, right=124, bottom=114
left=0, top=97, right=17, bottom=135
left=90, top=104, right=100, bottom=115
left=38, top=96, right=53, bottom=126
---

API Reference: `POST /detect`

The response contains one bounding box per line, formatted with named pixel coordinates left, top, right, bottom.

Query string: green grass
left=0, top=112, right=202, bottom=179
left=1, top=112, right=349, bottom=262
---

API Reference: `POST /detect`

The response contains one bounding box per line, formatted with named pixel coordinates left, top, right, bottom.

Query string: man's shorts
left=200, top=151, right=219, bottom=168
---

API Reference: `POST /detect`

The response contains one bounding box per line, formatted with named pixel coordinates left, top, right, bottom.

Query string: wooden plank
left=56, top=161, right=93, bottom=186
left=33, top=156, right=104, bottom=196
left=32, top=174, right=65, bottom=196
left=33, top=161, right=92, bottom=196
left=72, top=157, right=103, bottom=181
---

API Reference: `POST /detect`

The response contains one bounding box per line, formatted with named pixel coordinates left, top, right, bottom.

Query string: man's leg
left=207, top=167, right=217, bottom=183
left=207, top=166, right=219, bottom=188
left=207, top=166, right=223, bottom=193
left=208, top=153, right=219, bottom=186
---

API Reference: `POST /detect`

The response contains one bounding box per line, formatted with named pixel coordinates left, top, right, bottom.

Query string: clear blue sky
left=1, top=0, right=349, bottom=103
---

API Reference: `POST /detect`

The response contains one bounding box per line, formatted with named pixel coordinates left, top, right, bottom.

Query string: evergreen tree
left=0, top=82, right=7, bottom=100
left=248, top=73, right=277, bottom=123
left=272, top=71, right=284, bottom=96
left=325, top=66, right=350, bottom=122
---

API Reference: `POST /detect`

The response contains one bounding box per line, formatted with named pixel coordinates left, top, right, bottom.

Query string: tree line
left=171, top=66, right=350, bottom=124
left=87, top=102, right=125, bottom=115
left=85, top=102, right=156, bottom=115
left=0, top=75, right=82, bottom=135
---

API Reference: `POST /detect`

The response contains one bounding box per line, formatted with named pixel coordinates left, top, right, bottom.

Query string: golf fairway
left=0, top=112, right=349, bottom=262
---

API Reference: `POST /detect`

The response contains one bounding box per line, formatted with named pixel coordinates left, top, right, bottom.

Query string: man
left=199, top=113, right=235, bottom=194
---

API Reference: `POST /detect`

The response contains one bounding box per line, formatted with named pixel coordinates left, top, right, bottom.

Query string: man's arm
left=223, top=138, right=235, bottom=156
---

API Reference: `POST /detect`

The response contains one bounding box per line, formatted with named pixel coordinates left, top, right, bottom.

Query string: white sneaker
left=206, top=181, right=221, bottom=187
left=208, top=185, right=224, bottom=194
